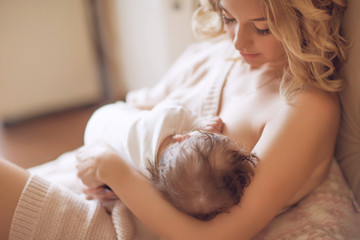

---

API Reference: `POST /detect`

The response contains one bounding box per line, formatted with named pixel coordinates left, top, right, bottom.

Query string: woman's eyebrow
left=219, top=2, right=267, bottom=22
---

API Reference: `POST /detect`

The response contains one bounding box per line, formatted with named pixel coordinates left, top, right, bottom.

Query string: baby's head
left=148, top=131, right=257, bottom=221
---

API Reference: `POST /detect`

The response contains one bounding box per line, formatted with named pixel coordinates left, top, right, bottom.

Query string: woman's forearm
left=94, top=146, right=275, bottom=240
left=99, top=156, right=267, bottom=240
left=100, top=159, right=206, bottom=240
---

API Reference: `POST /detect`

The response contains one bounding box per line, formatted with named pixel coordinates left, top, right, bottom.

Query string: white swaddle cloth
left=84, top=100, right=200, bottom=177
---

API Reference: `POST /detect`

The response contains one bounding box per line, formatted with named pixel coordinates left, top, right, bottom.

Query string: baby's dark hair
left=147, top=131, right=257, bottom=221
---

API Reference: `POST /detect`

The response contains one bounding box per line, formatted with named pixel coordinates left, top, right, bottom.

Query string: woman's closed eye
left=253, top=22, right=271, bottom=36
left=222, top=14, right=236, bottom=25
left=254, top=26, right=270, bottom=36
left=221, top=14, right=271, bottom=36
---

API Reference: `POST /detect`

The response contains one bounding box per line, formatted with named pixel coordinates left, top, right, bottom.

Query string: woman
left=0, top=0, right=354, bottom=239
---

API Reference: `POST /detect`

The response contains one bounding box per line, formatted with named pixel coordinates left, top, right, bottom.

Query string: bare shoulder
left=265, top=87, right=340, bottom=138
left=288, top=88, right=340, bottom=117
left=262, top=87, right=340, bottom=147
left=277, top=87, right=341, bottom=143
left=267, top=87, right=341, bottom=154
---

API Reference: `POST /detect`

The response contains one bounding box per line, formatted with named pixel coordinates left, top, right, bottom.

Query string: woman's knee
left=0, top=159, right=30, bottom=239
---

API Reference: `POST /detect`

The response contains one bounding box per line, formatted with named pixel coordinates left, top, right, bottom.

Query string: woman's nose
left=233, top=26, right=252, bottom=52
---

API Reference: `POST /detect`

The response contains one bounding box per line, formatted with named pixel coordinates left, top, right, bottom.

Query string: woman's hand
left=76, top=142, right=121, bottom=189
left=83, top=185, right=119, bottom=201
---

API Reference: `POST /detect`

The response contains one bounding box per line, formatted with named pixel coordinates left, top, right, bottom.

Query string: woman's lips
left=240, top=52, right=260, bottom=59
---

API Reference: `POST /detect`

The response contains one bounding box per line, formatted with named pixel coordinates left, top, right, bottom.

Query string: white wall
left=114, top=0, right=197, bottom=92
left=0, top=0, right=102, bottom=122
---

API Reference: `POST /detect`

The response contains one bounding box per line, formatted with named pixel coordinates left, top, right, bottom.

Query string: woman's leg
left=0, top=158, right=30, bottom=239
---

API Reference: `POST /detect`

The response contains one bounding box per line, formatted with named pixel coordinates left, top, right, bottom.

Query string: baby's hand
left=198, top=116, right=224, bottom=134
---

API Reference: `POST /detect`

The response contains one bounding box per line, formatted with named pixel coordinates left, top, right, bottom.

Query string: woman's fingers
left=83, top=186, right=119, bottom=201
left=76, top=142, right=122, bottom=189
left=76, top=143, right=107, bottom=188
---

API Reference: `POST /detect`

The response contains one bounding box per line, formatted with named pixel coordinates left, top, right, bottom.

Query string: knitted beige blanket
left=10, top=149, right=160, bottom=240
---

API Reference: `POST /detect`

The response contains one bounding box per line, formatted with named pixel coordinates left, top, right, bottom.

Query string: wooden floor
left=0, top=105, right=100, bottom=168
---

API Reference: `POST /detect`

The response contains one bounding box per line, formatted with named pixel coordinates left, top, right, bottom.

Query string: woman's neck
left=226, top=59, right=284, bottom=96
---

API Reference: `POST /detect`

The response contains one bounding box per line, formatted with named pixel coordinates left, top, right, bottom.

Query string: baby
left=83, top=101, right=257, bottom=220
left=149, top=130, right=257, bottom=221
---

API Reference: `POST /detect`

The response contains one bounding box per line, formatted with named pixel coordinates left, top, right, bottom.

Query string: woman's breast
left=219, top=94, right=268, bottom=152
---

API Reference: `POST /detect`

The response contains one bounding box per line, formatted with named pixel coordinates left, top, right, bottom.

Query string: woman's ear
left=172, top=133, right=190, bottom=142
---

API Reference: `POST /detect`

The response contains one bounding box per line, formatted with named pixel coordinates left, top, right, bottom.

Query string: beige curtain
left=88, top=0, right=125, bottom=101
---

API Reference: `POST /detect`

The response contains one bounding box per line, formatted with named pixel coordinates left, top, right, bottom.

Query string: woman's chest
left=219, top=87, right=281, bottom=152
left=218, top=65, right=282, bottom=151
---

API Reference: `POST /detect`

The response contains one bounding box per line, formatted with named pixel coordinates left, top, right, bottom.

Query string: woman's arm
left=228, top=90, right=341, bottom=236
left=78, top=90, right=340, bottom=240
left=77, top=143, right=205, bottom=239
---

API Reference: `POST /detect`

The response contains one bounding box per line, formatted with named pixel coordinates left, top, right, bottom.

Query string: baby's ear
left=172, top=134, right=190, bottom=142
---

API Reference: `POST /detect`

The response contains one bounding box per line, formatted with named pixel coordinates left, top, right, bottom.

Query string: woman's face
left=219, top=0, right=286, bottom=68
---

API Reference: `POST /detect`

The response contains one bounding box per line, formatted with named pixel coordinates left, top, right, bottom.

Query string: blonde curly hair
left=192, top=0, right=349, bottom=99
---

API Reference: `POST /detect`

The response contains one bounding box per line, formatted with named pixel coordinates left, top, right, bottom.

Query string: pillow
left=254, top=160, right=360, bottom=239
left=335, top=0, right=360, bottom=204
